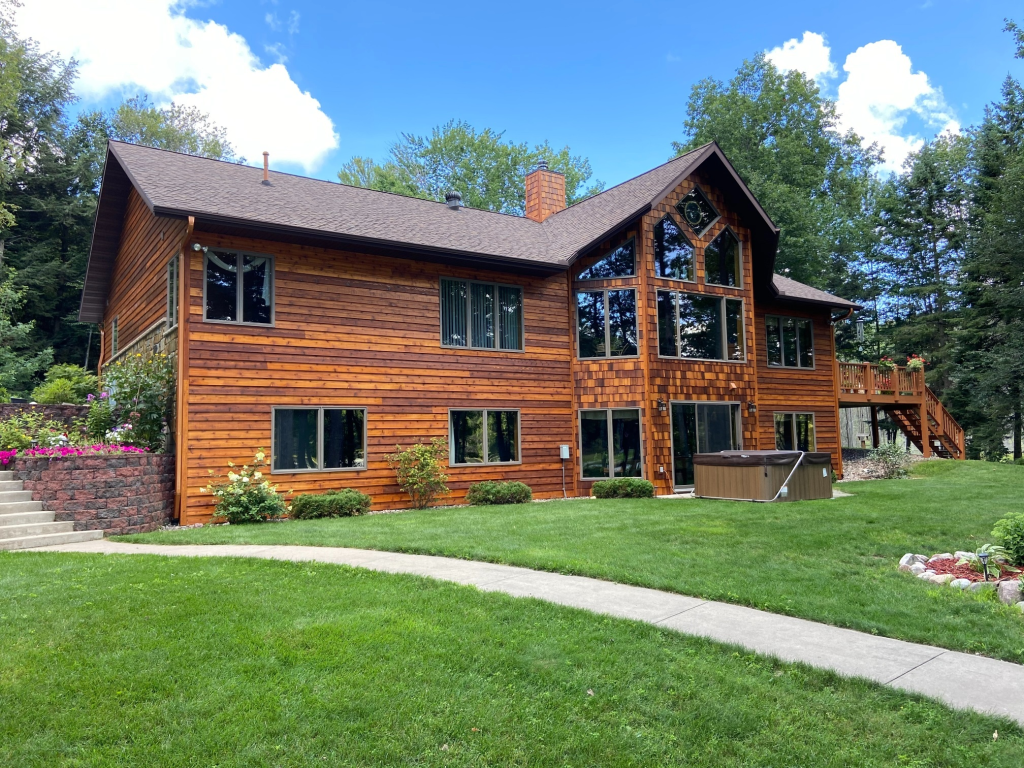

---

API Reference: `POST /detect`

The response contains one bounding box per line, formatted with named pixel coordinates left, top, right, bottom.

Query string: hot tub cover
left=692, top=450, right=833, bottom=467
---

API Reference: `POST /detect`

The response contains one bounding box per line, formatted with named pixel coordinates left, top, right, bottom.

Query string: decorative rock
left=900, top=553, right=929, bottom=567
left=997, top=580, right=1022, bottom=606
left=917, top=570, right=937, bottom=580
left=928, top=553, right=954, bottom=563
left=929, top=574, right=954, bottom=585
left=954, top=550, right=977, bottom=562
left=949, top=579, right=971, bottom=590
left=968, top=581, right=997, bottom=594
left=909, top=563, right=927, bottom=575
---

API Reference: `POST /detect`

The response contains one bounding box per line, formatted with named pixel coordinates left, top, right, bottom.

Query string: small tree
left=386, top=438, right=450, bottom=509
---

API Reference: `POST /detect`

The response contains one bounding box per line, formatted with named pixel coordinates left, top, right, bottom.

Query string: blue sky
left=17, top=0, right=1024, bottom=186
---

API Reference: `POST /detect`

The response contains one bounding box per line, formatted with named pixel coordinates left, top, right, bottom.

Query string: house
left=79, top=140, right=948, bottom=524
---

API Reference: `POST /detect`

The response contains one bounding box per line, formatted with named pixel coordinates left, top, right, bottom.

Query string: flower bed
left=899, top=552, right=1023, bottom=610
left=9, top=452, right=175, bottom=536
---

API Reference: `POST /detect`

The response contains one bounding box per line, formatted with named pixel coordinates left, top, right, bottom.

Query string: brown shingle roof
left=771, top=274, right=861, bottom=310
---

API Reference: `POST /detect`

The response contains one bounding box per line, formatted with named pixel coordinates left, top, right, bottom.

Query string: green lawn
left=1, top=552, right=1021, bottom=766
left=122, top=461, right=1024, bottom=663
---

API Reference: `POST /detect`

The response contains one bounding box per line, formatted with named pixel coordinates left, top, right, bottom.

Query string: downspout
left=174, top=217, right=195, bottom=523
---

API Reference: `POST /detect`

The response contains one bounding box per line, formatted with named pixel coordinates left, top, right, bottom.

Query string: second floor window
left=654, top=215, right=694, bottom=281
left=577, top=288, right=638, bottom=358
left=576, top=238, right=635, bottom=280
left=765, top=315, right=814, bottom=368
left=704, top=228, right=740, bottom=287
left=440, top=279, right=523, bottom=351
left=204, top=249, right=273, bottom=325
left=657, top=290, right=745, bottom=361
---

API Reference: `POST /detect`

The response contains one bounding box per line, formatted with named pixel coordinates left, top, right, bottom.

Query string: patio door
left=671, top=402, right=742, bottom=489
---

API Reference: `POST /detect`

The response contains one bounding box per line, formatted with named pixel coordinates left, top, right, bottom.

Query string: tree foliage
left=339, top=119, right=604, bottom=215
left=91, top=96, right=238, bottom=161
left=673, top=55, right=880, bottom=294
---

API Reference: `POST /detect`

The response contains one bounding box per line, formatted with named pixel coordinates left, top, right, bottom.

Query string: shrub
left=993, top=512, right=1024, bottom=567
left=870, top=442, right=911, bottom=479
left=0, top=418, right=32, bottom=450
left=0, top=386, right=9, bottom=403
left=32, top=378, right=77, bottom=404
left=465, top=480, right=533, bottom=506
left=591, top=478, right=655, bottom=499
left=31, top=364, right=99, bottom=404
left=85, top=394, right=115, bottom=442
left=102, top=352, right=175, bottom=451
left=290, top=489, right=372, bottom=519
left=202, top=449, right=289, bottom=524
left=0, top=412, right=67, bottom=450
left=386, top=438, right=449, bottom=509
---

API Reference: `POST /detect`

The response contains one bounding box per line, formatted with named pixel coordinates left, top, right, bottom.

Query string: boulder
left=909, top=562, right=927, bottom=575
left=954, top=550, right=978, bottom=562
left=917, top=570, right=937, bottom=580
left=900, top=553, right=929, bottom=567
left=997, top=580, right=1022, bottom=606
left=929, top=574, right=954, bottom=585
left=949, top=578, right=971, bottom=590
left=968, top=581, right=997, bottom=594
left=928, top=553, right=954, bottom=563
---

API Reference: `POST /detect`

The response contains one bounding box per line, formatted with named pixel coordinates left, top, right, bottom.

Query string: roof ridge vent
left=445, top=190, right=463, bottom=210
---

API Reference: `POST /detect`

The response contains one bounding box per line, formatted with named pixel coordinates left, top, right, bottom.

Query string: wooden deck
left=837, top=362, right=965, bottom=459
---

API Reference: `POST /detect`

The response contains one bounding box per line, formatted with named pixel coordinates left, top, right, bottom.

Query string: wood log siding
left=101, top=188, right=187, bottom=362
left=753, top=300, right=841, bottom=473
left=179, top=230, right=574, bottom=522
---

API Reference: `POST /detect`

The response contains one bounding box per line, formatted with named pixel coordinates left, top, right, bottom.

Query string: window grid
left=202, top=249, right=275, bottom=327
left=579, top=408, right=644, bottom=481
left=656, top=289, right=746, bottom=362
left=270, top=406, right=368, bottom=474
left=448, top=408, right=522, bottom=466
left=439, top=278, right=524, bottom=352
left=576, top=288, right=638, bottom=359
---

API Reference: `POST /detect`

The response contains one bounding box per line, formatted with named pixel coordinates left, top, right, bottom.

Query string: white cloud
left=766, top=31, right=837, bottom=83
left=15, top=0, right=339, bottom=172
left=287, top=10, right=300, bottom=35
left=265, top=12, right=281, bottom=31
left=836, top=40, right=959, bottom=171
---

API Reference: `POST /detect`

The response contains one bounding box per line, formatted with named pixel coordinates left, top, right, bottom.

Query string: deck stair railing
left=837, top=362, right=964, bottom=459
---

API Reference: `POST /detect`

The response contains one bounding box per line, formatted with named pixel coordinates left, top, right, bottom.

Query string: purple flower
left=99, top=392, right=109, bottom=399
left=87, top=394, right=95, bottom=402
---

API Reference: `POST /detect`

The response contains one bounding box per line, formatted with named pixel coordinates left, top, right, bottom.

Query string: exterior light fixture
left=191, top=242, right=202, bottom=251
left=657, top=398, right=667, bottom=413
left=979, top=551, right=990, bottom=582
left=747, top=400, right=757, bottom=414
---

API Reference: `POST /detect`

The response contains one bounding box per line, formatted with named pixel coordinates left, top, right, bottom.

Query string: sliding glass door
left=670, top=402, right=742, bottom=488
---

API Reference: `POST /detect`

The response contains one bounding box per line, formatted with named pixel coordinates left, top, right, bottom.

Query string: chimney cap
left=445, top=190, right=463, bottom=210
left=535, top=159, right=548, bottom=171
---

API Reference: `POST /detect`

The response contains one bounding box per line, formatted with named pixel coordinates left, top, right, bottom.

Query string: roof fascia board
left=107, top=141, right=159, bottom=214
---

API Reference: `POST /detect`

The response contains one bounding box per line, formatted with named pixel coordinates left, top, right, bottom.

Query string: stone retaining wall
left=12, top=454, right=175, bottom=535
left=0, top=403, right=89, bottom=426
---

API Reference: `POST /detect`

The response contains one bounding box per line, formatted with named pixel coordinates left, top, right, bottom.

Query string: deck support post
left=870, top=406, right=880, bottom=449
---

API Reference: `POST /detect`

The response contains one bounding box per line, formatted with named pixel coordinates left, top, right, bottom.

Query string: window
left=576, top=238, right=635, bottom=280
left=272, top=407, right=366, bottom=472
left=204, top=249, right=273, bottom=325
left=765, top=316, right=814, bottom=368
left=440, top=279, right=523, bottom=351
left=654, top=215, right=694, bottom=281
left=167, top=255, right=179, bottom=328
left=671, top=402, right=742, bottom=487
left=676, top=186, right=719, bottom=237
left=449, top=409, right=520, bottom=465
left=576, top=289, right=637, bottom=358
left=580, top=409, right=642, bottom=480
left=704, top=228, right=740, bottom=287
left=110, top=316, right=119, bottom=356
left=657, top=290, right=745, bottom=361
left=774, top=413, right=816, bottom=451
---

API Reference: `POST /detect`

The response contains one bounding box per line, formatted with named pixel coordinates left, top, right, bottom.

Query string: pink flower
left=99, top=392, right=109, bottom=399
left=86, top=394, right=95, bottom=402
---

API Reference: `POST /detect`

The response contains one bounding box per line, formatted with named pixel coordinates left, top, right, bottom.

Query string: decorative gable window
left=657, top=290, right=745, bottom=361
left=654, top=214, right=694, bottom=281
left=676, top=186, right=719, bottom=237
left=440, top=278, right=523, bottom=351
left=704, top=227, right=741, bottom=287
left=204, top=249, right=274, bottom=325
left=576, top=288, right=638, bottom=358
left=765, top=315, right=814, bottom=368
left=576, top=238, right=635, bottom=280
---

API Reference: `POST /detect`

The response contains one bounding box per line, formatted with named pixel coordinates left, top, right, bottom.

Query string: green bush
left=31, top=364, right=98, bottom=404
left=993, top=512, right=1024, bottom=566
left=870, top=442, right=911, bottom=479
left=591, top=478, right=655, bottom=499
left=0, top=386, right=9, bottom=404
left=0, top=418, right=32, bottom=450
left=0, top=411, right=68, bottom=450
left=386, top=438, right=450, bottom=509
left=202, top=450, right=288, bottom=524
left=31, top=378, right=77, bottom=404
left=290, top=489, right=372, bottom=519
left=103, top=352, right=175, bottom=451
left=85, top=396, right=114, bottom=442
left=465, top=480, right=533, bottom=505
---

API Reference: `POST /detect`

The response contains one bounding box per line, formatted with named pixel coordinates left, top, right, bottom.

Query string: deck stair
left=837, top=363, right=965, bottom=459
left=0, top=471, right=104, bottom=550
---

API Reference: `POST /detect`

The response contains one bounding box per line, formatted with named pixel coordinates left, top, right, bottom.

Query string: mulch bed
left=926, top=557, right=1020, bottom=583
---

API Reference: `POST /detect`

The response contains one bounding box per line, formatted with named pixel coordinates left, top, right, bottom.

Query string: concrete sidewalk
left=27, top=539, right=1024, bottom=726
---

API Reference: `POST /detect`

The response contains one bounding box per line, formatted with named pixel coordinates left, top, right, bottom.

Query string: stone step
left=0, top=471, right=13, bottom=481
left=0, top=511, right=56, bottom=526
left=0, top=500, right=43, bottom=515
left=0, top=521, right=75, bottom=540
left=0, top=491, right=33, bottom=503
left=0, top=480, right=24, bottom=492
left=0, top=529, right=104, bottom=551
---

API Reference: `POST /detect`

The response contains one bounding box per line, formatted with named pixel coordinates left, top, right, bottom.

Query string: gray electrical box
left=559, top=444, right=570, bottom=460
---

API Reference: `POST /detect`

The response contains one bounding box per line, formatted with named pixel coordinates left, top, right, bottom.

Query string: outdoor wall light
left=979, top=551, right=990, bottom=581
left=747, top=400, right=757, bottom=414
left=191, top=243, right=208, bottom=253
left=657, top=398, right=667, bottom=413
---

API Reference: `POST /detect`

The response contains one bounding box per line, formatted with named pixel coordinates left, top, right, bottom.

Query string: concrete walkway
left=28, top=539, right=1024, bottom=726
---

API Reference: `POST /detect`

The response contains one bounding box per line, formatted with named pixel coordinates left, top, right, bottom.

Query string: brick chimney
left=525, top=160, right=566, bottom=222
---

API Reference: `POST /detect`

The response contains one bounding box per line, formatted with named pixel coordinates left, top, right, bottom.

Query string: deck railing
left=838, top=362, right=924, bottom=398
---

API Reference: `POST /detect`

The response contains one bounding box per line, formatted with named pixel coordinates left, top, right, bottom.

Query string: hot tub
left=692, top=450, right=833, bottom=502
